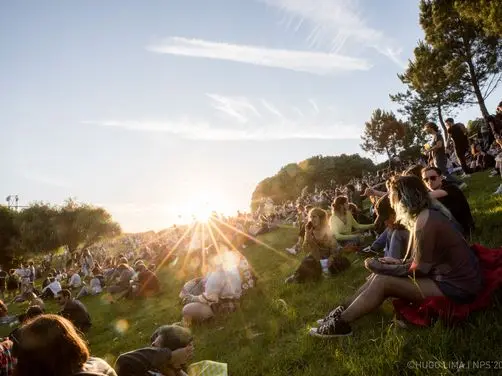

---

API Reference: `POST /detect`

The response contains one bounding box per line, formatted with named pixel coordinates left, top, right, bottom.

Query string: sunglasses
left=423, top=175, right=439, bottom=182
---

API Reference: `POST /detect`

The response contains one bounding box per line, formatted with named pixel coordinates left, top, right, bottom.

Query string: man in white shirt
left=68, top=271, right=82, bottom=289
left=40, top=278, right=62, bottom=299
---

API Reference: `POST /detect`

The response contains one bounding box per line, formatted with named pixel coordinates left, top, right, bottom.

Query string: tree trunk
left=437, top=106, right=448, bottom=137
left=463, top=36, right=490, bottom=118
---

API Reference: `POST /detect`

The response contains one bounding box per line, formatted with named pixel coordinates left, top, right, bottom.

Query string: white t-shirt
left=43, top=280, right=62, bottom=296
left=69, top=273, right=82, bottom=288
left=90, top=277, right=102, bottom=294
left=205, top=267, right=242, bottom=301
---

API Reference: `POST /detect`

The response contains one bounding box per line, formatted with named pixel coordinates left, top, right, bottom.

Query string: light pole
left=5, top=195, right=19, bottom=210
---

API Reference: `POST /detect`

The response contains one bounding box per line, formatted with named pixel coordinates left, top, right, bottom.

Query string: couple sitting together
left=179, top=244, right=256, bottom=325
left=285, top=196, right=375, bottom=284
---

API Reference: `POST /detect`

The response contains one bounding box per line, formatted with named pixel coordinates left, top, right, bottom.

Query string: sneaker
left=316, top=305, right=345, bottom=326
left=458, top=182, right=468, bottom=190
left=285, top=247, right=297, bottom=255
left=284, top=275, right=297, bottom=284
left=493, top=184, right=502, bottom=195
left=461, top=174, right=471, bottom=179
left=359, top=246, right=377, bottom=255
left=489, top=170, right=499, bottom=177
left=309, top=317, right=352, bottom=338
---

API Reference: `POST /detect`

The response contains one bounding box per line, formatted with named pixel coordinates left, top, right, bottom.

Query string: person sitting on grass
left=181, top=247, right=242, bottom=325
left=40, top=277, right=62, bottom=300
left=16, top=304, right=44, bottom=324
left=361, top=195, right=409, bottom=260
left=67, top=270, right=83, bottom=290
left=0, top=300, right=17, bottom=325
left=107, top=263, right=135, bottom=295
left=76, top=275, right=103, bottom=299
left=471, top=144, right=495, bottom=172
left=330, top=196, right=374, bottom=248
left=309, top=175, right=482, bottom=338
left=57, top=289, right=92, bottom=333
left=421, top=166, right=475, bottom=238
left=115, top=324, right=194, bottom=376
left=10, top=314, right=116, bottom=376
left=6, top=270, right=19, bottom=299
left=285, top=208, right=350, bottom=284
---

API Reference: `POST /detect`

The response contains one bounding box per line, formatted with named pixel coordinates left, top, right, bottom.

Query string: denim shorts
left=436, top=280, right=476, bottom=304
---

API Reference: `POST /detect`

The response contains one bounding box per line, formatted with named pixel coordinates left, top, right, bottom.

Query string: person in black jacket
left=422, top=166, right=475, bottom=238
left=56, top=289, right=92, bottom=333
left=115, top=325, right=194, bottom=376
left=445, top=118, right=471, bottom=176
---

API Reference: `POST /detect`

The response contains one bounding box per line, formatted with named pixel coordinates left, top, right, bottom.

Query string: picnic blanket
left=393, top=244, right=502, bottom=326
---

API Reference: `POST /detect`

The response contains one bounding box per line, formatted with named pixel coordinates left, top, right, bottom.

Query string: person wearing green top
left=330, top=196, right=374, bottom=247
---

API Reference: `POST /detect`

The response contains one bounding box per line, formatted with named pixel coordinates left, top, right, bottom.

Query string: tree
left=420, top=0, right=502, bottom=119
left=56, top=199, right=121, bottom=252
left=454, top=0, right=502, bottom=38
left=0, top=206, right=20, bottom=267
left=250, top=154, right=375, bottom=210
left=391, top=41, right=465, bottom=136
left=15, top=203, right=61, bottom=255
left=360, top=109, right=407, bottom=164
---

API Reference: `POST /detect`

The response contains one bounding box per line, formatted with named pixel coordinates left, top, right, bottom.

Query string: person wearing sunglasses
left=421, top=166, right=474, bottom=239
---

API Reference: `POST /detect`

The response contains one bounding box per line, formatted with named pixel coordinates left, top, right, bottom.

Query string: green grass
left=3, top=171, right=502, bottom=375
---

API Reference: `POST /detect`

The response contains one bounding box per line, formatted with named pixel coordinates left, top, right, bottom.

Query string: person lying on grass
left=330, top=196, right=374, bottom=249
left=181, top=246, right=242, bottom=325
left=115, top=324, right=194, bottom=376
left=310, top=175, right=482, bottom=338
left=285, top=208, right=350, bottom=284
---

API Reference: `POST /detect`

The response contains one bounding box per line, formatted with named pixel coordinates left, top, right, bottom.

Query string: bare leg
left=341, top=274, right=444, bottom=323
left=182, top=302, right=214, bottom=324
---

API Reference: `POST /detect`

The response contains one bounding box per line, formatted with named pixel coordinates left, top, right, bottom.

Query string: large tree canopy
left=0, top=200, right=121, bottom=267
left=454, top=0, right=502, bottom=38
left=360, top=109, right=409, bottom=164
left=420, top=0, right=502, bottom=118
left=251, top=154, right=375, bottom=210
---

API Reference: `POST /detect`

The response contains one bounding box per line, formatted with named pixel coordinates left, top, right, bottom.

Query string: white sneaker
left=461, top=174, right=471, bottom=179
left=285, top=247, right=297, bottom=255
left=489, top=170, right=498, bottom=177
left=493, top=184, right=502, bottom=195
left=459, top=182, right=468, bottom=190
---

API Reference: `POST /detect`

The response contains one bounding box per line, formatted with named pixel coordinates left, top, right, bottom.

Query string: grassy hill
left=3, top=172, right=502, bottom=375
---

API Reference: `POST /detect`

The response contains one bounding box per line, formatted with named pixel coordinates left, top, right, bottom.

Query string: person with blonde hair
left=285, top=207, right=349, bottom=283
left=330, top=196, right=374, bottom=247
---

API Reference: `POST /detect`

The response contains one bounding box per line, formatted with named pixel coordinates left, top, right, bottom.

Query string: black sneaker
left=310, top=317, right=352, bottom=338
left=316, top=305, right=345, bottom=325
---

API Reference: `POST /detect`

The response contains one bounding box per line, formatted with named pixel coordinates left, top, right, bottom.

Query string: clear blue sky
left=1, top=0, right=500, bottom=232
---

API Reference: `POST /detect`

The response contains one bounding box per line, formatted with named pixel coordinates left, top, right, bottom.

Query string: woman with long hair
left=12, top=314, right=116, bottom=376
left=285, top=208, right=349, bottom=283
left=330, top=196, right=374, bottom=247
left=310, top=175, right=481, bottom=338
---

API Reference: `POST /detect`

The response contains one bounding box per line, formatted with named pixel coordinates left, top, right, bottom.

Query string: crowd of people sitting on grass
left=1, top=104, right=502, bottom=374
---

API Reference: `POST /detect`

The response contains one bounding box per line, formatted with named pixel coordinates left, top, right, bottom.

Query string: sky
left=1, top=0, right=501, bottom=232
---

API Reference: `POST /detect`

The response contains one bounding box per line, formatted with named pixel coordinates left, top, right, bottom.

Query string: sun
left=192, top=206, right=214, bottom=222
left=177, top=189, right=231, bottom=223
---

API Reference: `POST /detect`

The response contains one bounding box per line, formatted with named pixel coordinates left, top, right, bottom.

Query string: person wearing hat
left=361, top=195, right=409, bottom=259
left=445, top=117, right=471, bottom=177
left=423, top=122, right=464, bottom=188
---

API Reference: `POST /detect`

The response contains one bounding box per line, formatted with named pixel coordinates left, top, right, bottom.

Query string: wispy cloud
left=309, top=99, right=320, bottom=114
left=83, top=96, right=360, bottom=140
left=207, top=93, right=261, bottom=123
left=261, top=99, right=285, bottom=118
left=146, top=36, right=371, bottom=75
left=260, top=0, right=405, bottom=67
